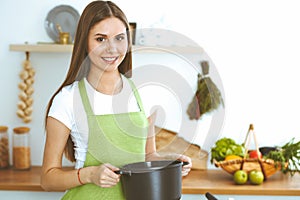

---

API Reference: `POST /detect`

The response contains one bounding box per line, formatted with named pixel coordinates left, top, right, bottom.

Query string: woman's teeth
left=103, top=57, right=117, bottom=62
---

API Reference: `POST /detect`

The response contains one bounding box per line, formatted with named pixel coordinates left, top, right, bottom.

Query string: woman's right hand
left=89, top=163, right=121, bottom=188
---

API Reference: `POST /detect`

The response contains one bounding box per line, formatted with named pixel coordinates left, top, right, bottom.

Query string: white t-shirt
left=48, top=75, right=150, bottom=168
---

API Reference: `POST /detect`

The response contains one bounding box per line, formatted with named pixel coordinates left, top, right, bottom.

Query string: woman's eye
left=96, top=37, right=106, bottom=42
left=116, top=35, right=125, bottom=41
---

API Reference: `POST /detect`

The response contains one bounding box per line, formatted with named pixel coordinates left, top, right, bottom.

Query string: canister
left=13, top=127, right=31, bottom=170
left=0, top=126, right=9, bottom=169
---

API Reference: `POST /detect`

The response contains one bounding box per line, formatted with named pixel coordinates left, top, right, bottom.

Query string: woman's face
left=87, top=17, right=128, bottom=74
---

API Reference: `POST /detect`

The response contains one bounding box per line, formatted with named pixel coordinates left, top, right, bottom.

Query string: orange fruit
left=225, top=155, right=243, bottom=161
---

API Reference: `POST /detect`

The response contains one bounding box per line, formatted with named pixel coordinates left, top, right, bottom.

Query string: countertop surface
left=182, top=169, right=300, bottom=196
left=0, top=166, right=299, bottom=195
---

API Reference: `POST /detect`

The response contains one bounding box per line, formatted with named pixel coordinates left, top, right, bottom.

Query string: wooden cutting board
left=155, top=127, right=208, bottom=170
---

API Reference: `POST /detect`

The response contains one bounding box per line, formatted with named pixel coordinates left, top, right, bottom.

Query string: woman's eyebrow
left=114, top=32, right=126, bottom=37
left=94, top=33, right=108, bottom=37
left=94, top=32, right=126, bottom=38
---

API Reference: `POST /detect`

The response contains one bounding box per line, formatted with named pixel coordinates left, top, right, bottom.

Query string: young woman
left=41, top=1, right=192, bottom=199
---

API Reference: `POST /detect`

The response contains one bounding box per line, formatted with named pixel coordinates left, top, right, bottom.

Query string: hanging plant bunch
left=187, top=61, right=224, bottom=120
left=16, top=52, right=35, bottom=123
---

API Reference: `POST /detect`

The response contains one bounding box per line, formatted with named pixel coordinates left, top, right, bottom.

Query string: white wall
left=1, top=0, right=300, bottom=168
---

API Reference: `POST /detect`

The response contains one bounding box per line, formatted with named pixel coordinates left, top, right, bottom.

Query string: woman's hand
left=147, top=153, right=192, bottom=176
left=177, top=154, right=192, bottom=176
left=89, top=163, right=121, bottom=188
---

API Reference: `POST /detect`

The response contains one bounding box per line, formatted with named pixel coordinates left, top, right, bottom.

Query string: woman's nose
left=105, top=39, right=117, bottom=53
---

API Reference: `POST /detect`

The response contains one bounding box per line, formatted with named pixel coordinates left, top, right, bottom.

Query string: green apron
left=62, top=78, right=148, bottom=200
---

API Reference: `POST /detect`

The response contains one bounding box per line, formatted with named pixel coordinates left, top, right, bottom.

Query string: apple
left=249, top=150, right=262, bottom=159
left=233, top=170, right=248, bottom=185
left=249, top=170, right=264, bottom=185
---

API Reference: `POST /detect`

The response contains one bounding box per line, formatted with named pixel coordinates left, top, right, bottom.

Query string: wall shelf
left=9, top=43, right=73, bottom=53
left=9, top=44, right=203, bottom=54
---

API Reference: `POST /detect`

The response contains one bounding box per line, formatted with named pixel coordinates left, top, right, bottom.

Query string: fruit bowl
left=212, top=124, right=300, bottom=178
left=214, top=158, right=284, bottom=179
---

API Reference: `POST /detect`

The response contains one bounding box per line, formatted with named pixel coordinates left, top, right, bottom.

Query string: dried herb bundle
left=187, top=61, right=224, bottom=120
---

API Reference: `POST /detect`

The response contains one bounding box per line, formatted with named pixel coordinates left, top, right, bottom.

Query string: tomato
left=249, top=150, right=262, bottom=159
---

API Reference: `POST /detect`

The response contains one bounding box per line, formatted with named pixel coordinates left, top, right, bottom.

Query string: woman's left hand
left=177, top=154, right=192, bottom=176
left=146, top=152, right=192, bottom=176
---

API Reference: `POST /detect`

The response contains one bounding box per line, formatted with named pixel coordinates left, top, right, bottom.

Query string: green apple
left=249, top=170, right=264, bottom=185
left=233, top=170, right=248, bottom=185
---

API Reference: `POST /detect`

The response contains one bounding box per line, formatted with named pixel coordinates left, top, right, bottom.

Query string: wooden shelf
left=9, top=44, right=203, bottom=54
left=9, top=43, right=73, bottom=53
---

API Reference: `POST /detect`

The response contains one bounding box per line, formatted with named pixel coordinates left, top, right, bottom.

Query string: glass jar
left=13, top=127, right=31, bottom=170
left=0, top=126, right=9, bottom=169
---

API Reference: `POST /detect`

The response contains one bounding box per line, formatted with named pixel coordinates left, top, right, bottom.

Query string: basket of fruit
left=211, top=124, right=300, bottom=184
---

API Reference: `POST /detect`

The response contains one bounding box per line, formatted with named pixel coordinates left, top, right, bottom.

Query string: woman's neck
left=87, top=70, right=123, bottom=95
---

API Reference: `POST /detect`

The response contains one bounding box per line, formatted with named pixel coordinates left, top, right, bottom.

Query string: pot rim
left=120, top=160, right=183, bottom=174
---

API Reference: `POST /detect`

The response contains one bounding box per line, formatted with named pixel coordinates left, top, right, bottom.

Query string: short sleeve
left=48, top=85, right=75, bottom=130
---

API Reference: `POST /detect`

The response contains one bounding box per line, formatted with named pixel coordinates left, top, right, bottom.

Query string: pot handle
left=182, top=161, right=190, bottom=166
left=114, top=170, right=132, bottom=176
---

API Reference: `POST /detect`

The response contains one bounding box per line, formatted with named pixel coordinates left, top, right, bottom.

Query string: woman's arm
left=41, top=117, right=81, bottom=191
left=145, top=112, right=159, bottom=160
left=144, top=112, right=192, bottom=176
left=41, top=117, right=120, bottom=191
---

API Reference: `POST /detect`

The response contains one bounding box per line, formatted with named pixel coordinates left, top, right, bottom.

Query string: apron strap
left=78, top=79, right=94, bottom=116
left=126, top=78, right=145, bottom=113
left=78, top=77, right=145, bottom=115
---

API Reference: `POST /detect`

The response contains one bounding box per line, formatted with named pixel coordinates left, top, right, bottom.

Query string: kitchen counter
left=0, top=166, right=299, bottom=196
left=182, top=169, right=300, bottom=196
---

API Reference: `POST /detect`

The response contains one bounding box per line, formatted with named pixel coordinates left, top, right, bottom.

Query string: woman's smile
left=102, top=56, right=119, bottom=64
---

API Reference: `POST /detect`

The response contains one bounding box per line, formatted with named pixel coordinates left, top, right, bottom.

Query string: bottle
left=0, top=126, right=9, bottom=169
left=13, top=127, right=31, bottom=170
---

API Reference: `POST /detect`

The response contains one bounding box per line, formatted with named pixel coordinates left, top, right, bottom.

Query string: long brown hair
left=45, top=1, right=133, bottom=162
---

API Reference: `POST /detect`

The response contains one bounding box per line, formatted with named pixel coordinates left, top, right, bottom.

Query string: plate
left=45, top=5, right=80, bottom=42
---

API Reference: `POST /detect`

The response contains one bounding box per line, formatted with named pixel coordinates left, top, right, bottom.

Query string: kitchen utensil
left=55, top=23, right=70, bottom=44
left=44, top=5, right=79, bottom=43
left=116, top=160, right=188, bottom=200
left=58, top=32, right=70, bottom=44
left=56, top=24, right=63, bottom=33
left=205, top=192, right=218, bottom=200
left=259, top=146, right=277, bottom=156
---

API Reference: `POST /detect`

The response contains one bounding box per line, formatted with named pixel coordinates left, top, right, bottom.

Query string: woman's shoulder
left=54, top=81, right=79, bottom=100
left=48, top=81, right=80, bottom=129
left=60, top=81, right=78, bottom=95
left=51, top=81, right=79, bottom=109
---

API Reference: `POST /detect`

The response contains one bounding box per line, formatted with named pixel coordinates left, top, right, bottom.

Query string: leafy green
left=210, top=137, right=245, bottom=163
left=266, top=138, right=300, bottom=176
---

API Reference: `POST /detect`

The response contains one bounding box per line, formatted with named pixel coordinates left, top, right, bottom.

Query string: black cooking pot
left=115, top=160, right=188, bottom=200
